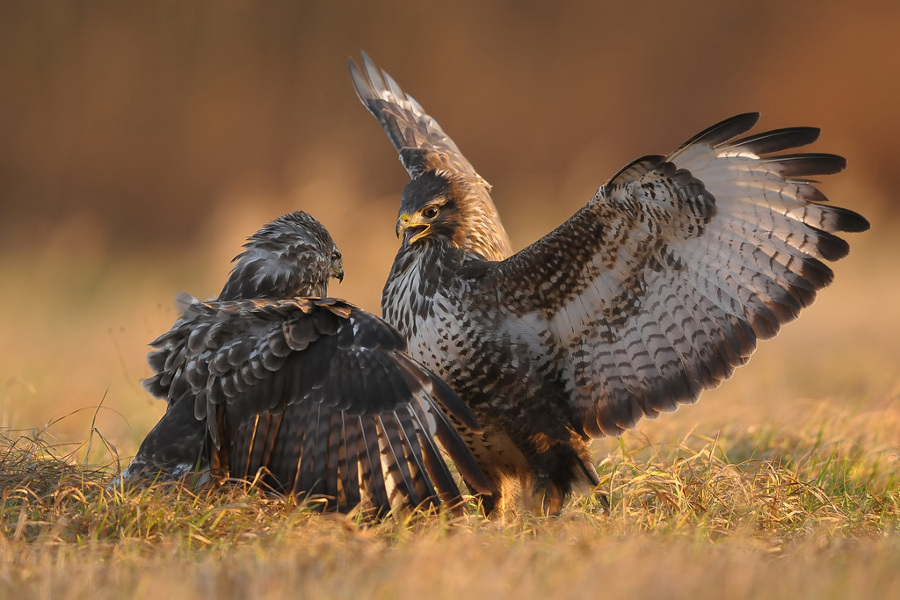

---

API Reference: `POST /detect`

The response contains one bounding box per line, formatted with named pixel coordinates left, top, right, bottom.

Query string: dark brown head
left=396, top=169, right=508, bottom=260
left=218, top=211, right=343, bottom=301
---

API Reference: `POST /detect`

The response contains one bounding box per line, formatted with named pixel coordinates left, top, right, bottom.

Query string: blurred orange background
left=1, top=1, right=897, bottom=464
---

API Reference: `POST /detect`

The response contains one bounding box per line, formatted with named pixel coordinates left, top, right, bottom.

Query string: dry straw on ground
left=0, top=403, right=897, bottom=599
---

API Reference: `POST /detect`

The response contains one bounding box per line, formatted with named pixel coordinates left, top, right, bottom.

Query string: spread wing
left=143, top=296, right=489, bottom=513
left=349, top=51, right=512, bottom=260
left=482, top=113, right=869, bottom=437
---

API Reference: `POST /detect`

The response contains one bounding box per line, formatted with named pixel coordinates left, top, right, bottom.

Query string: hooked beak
left=396, top=212, right=430, bottom=245
left=331, top=265, right=344, bottom=283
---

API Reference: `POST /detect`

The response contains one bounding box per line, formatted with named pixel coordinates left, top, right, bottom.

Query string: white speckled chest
left=382, top=244, right=472, bottom=381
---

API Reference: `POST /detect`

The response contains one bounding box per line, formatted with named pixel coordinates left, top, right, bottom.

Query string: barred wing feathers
left=349, top=51, right=481, bottom=182
left=485, top=113, right=868, bottom=438
left=144, top=295, right=489, bottom=512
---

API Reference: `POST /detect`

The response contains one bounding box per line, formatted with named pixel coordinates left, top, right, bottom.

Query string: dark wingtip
left=730, top=126, right=822, bottom=154
left=418, top=436, right=466, bottom=510
left=834, top=206, right=870, bottom=233
left=761, top=153, right=846, bottom=178
left=428, top=372, right=482, bottom=433
left=685, top=113, right=761, bottom=149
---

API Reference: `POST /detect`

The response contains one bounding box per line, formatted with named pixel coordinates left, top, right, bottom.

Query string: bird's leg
left=591, top=488, right=611, bottom=513
left=536, top=482, right=566, bottom=516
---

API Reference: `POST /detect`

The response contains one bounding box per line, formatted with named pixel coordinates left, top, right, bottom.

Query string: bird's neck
left=382, top=238, right=465, bottom=331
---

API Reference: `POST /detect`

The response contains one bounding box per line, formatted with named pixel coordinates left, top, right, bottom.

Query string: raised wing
left=485, top=113, right=868, bottom=437
left=349, top=51, right=512, bottom=260
left=350, top=51, right=482, bottom=180
left=143, top=296, right=489, bottom=513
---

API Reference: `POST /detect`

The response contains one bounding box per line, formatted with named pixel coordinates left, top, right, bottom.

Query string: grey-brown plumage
left=218, top=210, right=344, bottom=301
left=117, top=211, right=490, bottom=514
left=351, top=54, right=870, bottom=514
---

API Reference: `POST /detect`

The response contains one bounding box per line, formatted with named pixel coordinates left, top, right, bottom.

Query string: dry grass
left=0, top=402, right=897, bottom=598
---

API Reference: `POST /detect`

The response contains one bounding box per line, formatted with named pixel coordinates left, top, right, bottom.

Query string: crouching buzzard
left=116, top=211, right=489, bottom=514
left=350, top=53, right=869, bottom=514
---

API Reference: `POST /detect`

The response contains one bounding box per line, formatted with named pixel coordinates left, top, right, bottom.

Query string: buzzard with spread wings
left=117, top=211, right=489, bottom=514
left=350, top=53, right=869, bottom=514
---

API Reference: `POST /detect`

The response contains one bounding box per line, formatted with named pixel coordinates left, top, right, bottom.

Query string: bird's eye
left=422, top=206, right=439, bottom=219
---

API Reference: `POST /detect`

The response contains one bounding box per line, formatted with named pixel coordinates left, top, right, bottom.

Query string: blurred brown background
left=1, top=1, right=897, bottom=460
